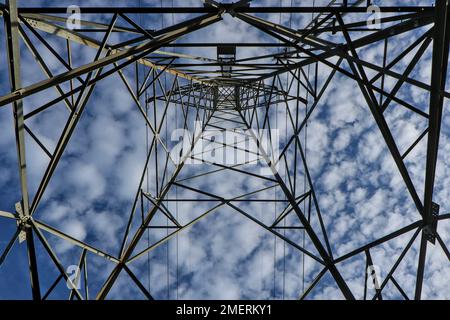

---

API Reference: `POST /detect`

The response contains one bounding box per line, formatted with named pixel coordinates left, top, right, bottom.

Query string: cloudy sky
left=0, top=0, right=448, bottom=300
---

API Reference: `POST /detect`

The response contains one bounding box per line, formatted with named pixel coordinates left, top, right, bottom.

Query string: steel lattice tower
left=0, top=0, right=449, bottom=300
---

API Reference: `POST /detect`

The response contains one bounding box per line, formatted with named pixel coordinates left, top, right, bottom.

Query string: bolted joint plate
left=15, top=202, right=30, bottom=243
left=424, top=202, right=439, bottom=245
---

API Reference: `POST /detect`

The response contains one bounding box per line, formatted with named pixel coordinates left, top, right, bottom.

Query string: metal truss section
left=0, top=0, right=449, bottom=300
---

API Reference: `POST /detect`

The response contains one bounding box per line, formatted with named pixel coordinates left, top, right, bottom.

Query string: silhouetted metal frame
left=0, top=1, right=449, bottom=300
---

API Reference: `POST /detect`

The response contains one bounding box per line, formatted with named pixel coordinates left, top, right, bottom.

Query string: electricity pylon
left=0, top=0, right=449, bottom=300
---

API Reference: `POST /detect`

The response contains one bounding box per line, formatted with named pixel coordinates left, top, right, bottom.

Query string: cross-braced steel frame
left=0, top=0, right=449, bottom=300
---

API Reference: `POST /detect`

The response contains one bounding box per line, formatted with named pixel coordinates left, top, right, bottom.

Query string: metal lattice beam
left=0, top=0, right=449, bottom=300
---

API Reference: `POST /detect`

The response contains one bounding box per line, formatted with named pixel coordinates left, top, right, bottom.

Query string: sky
left=0, top=0, right=449, bottom=300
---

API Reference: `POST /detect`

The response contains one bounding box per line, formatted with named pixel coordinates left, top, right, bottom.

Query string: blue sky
left=0, top=0, right=449, bottom=300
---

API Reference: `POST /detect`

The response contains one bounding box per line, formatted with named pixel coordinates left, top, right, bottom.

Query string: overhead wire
left=160, top=0, right=171, bottom=300
left=173, top=0, right=179, bottom=301
left=138, top=0, right=153, bottom=296
left=301, top=0, right=316, bottom=295
left=271, top=0, right=284, bottom=300
left=282, top=0, right=295, bottom=300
